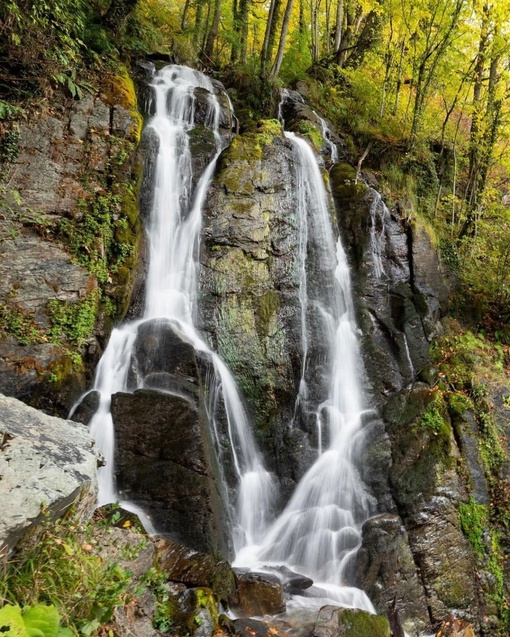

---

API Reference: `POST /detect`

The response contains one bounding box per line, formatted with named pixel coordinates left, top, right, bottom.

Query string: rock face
left=332, top=181, right=448, bottom=405
left=200, top=122, right=301, bottom=476
left=111, top=320, right=230, bottom=557
left=155, top=537, right=237, bottom=604
left=0, top=71, right=142, bottom=414
left=381, top=385, right=479, bottom=627
left=0, top=393, right=98, bottom=557
left=355, top=514, right=429, bottom=633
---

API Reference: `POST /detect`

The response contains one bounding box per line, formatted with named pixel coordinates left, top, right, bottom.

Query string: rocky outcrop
left=0, top=393, right=97, bottom=558
left=382, top=385, right=479, bottom=628
left=111, top=320, right=230, bottom=557
left=199, top=121, right=303, bottom=484
left=0, top=70, right=142, bottom=414
left=355, top=514, right=429, bottom=634
left=155, top=537, right=237, bottom=604
left=331, top=180, right=447, bottom=405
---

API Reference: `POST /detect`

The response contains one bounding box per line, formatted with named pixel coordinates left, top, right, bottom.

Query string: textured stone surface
left=200, top=124, right=320, bottom=493
left=312, top=606, right=390, bottom=637
left=355, top=514, right=429, bottom=634
left=111, top=321, right=230, bottom=557
left=155, top=537, right=236, bottom=604
left=0, top=393, right=97, bottom=557
left=0, top=74, right=141, bottom=414
left=0, top=235, right=95, bottom=324
left=112, top=388, right=228, bottom=557
left=383, top=384, right=479, bottom=627
left=233, top=570, right=286, bottom=617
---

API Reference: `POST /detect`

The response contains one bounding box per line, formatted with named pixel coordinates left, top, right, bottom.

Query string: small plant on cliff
left=141, top=567, right=174, bottom=632
left=0, top=303, right=45, bottom=345
left=0, top=603, right=73, bottom=637
left=459, top=498, right=488, bottom=558
left=0, top=510, right=132, bottom=635
left=47, top=291, right=98, bottom=348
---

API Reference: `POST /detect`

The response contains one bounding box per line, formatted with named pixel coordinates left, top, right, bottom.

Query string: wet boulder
left=155, top=536, right=236, bottom=604
left=70, top=390, right=101, bottom=426
left=233, top=570, right=286, bottom=617
left=312, top=607, right=390, bottom=637
left=111, top=388, right=229, bottom=557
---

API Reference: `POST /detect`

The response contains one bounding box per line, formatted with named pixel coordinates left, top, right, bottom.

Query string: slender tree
left=271, top=0, right=295, bottom=77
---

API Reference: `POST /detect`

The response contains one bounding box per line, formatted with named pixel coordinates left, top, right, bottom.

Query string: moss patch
left=330, top=162, right=366, bottom=202
left=333, top=609, right=390, bottom=637
left=295, top=119, right=322, bottom=150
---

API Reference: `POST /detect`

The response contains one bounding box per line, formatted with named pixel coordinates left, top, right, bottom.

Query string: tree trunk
left=270, top=0, right=295, bottom=78
left=261, top=0, right=283, bottom=73
left=203, top=0, right=222, bottom=63
left=334, top=0, right=344, bottom=58
left=181, top=0, right=192, bottom=29
left=194, top=0, right=208, bottom=48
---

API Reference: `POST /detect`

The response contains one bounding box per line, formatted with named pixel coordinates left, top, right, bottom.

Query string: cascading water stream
left=82, top=66, right=379, bottom=618
left=235, top=101, right=376, bottom=612
left=80, top=65, right=274, bottom=545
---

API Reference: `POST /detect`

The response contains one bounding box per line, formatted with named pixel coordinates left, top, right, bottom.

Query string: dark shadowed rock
left=262, top=564, right=313, bottom=592
left=112, top=388, right=229, bottom=557
left=233, top=570, right=286, bottom=617
left=70, top=390, right=101, bottom=426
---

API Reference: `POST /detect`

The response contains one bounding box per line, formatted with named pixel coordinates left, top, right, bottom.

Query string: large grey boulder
left=0, top=394, right=98, bottom=557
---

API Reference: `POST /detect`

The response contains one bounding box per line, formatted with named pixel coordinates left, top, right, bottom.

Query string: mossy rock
left=330, top=162, right=366, bottom=202
left=314, top=606, right=390, bottom=637
left=166, top=586, right=219, bottom=636
left=187, top=126, right=217, bottom=157
left=100, top=69, right=143, bottom=142
left=220, top=119, right=283, bottom=167
left=295, top=120, right=322, bottom=150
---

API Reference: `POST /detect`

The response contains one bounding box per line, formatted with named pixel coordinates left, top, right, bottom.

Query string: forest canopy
left=0, top=0, right=509, bottom=329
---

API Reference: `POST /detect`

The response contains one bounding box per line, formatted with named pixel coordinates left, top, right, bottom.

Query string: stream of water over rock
left=80, top=65, right=376, bottom=615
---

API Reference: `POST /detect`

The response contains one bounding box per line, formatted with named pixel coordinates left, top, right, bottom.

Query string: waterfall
left=235, top=102, right=376, bottom=612
left=81, top=65, right=274, bottom=545
left=368, top=189, right=391, bottom=279
left=82, top=66, right=377, bottom=616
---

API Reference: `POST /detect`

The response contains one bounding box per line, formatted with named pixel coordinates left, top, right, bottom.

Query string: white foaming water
left=235, top=133, right=375, bottom=613
left=80, top=65, right=274, bottom=543
left=316, top=113, right=338, bottom=163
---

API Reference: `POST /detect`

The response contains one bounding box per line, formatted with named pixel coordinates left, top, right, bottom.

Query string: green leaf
left=23, top=605, right=60, bottom=637
left=0, top=605, right=25, bottom=636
